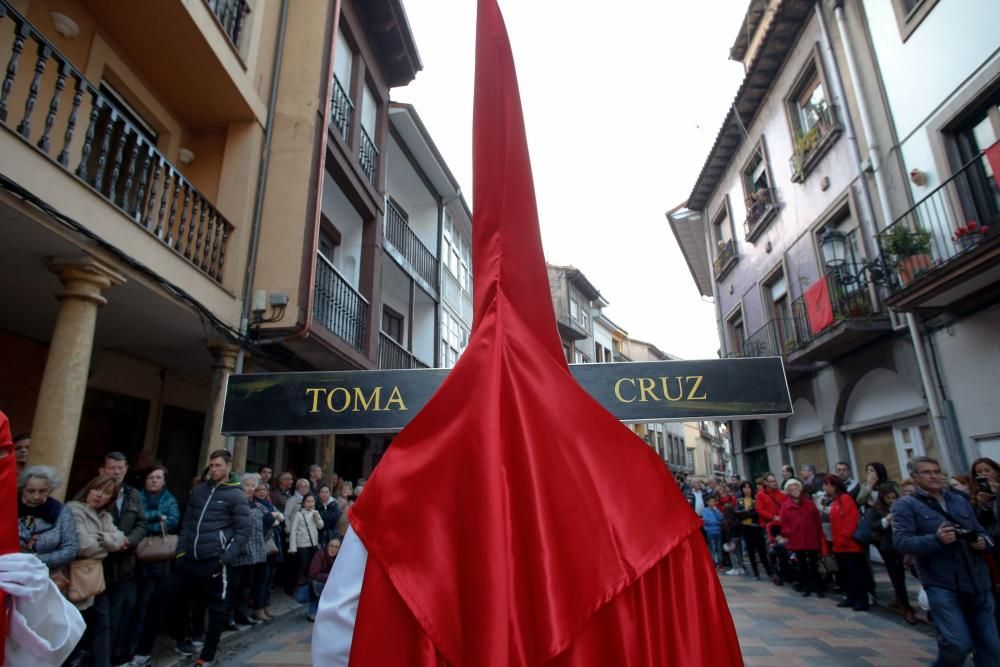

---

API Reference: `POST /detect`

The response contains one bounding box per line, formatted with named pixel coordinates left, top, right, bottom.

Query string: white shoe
left=725, top=568, right=740, bottom=575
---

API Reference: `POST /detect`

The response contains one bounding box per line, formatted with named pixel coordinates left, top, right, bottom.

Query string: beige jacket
left=288, top=508, right=324, bottom=552
left=66, top=501, right=126, bottom=609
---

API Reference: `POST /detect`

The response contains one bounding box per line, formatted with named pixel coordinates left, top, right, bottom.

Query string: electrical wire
left=0, top=170, right=250, bottom=346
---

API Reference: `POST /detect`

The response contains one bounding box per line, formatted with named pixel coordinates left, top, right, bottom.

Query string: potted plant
left=952, top=220, right=988, bottom=251
left=883, top=224, right=932, bottom=286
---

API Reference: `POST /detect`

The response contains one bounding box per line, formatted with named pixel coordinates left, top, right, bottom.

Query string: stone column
left=198, top=340, right=240, bottom=469
left=319, top=434, right=336, bottom=480
left=30, top=258, right=125, bottom=500
left=232, top=435, right=249, bottom=473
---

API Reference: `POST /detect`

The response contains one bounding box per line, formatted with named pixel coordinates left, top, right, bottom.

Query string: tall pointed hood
left=347, top=1, right=742, bottom=664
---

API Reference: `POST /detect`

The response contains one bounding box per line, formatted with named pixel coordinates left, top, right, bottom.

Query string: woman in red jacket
left=778, top=479, right=824, bottom=598
left=824, top=474, right=868, bottom=611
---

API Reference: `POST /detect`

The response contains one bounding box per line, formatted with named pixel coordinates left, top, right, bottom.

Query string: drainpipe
left=826, top=1, right=956, bottom=470
left=234, top=0, right=290, bottom=377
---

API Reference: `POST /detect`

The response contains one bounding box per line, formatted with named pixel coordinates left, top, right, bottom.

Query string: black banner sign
left=222, top=357, right=791, bottom=436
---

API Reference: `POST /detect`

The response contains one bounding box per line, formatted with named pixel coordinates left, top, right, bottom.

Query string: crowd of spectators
left=14, top=431, right=358, bottom=667
left=681, top=455, right=1000, bottom=665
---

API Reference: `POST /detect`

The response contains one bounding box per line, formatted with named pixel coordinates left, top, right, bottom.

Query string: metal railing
left=378, top=331, right=429, bottom=369
left=313, top=254, right=368, bottom=352
left=208, top=0, right=250, bottom=50
left=330, top=76, right=353, bottom=144
left=359, top=127, right=379, bottom=188
left=0, top=2, right=234, bottom=282
left=877, top=153, right=999, bottom=292
left=713, top=238, right=737, bottom=277
left=789, top=104, right=838, bottom=182
left=384, top=199, right=438, bottom=289
left=744, top=188, right=776, bottom=239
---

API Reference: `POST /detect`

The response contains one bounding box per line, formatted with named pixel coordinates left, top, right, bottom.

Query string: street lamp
left=818, top=225, right=887, bottom=288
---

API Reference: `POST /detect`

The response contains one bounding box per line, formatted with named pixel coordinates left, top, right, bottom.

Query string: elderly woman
left=66, top=475, right=127, bottom=667
left=18, top=466, right=78, bottom=574
left=230, top=473, right=273, bottom=627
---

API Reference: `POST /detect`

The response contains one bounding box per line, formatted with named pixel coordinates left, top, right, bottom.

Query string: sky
left=395, top=1, right=749, bottom=359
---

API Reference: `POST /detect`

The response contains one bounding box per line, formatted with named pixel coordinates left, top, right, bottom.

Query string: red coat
left=756, top=488, right=786, bottom=528
left=779, top=496, right=822, bottom=551
left=829, top=493, right=863, bottom=553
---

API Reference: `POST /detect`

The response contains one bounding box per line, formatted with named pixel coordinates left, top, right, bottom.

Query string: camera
left=947, top=523, right=980, bottom=543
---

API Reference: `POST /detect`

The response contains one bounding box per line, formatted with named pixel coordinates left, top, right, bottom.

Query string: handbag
left=136, top=520, right=178, bottom=563
left=68, top=557, right=106, bottom=603
left=264, top=533, right=279, bottom=558
left=818, top=554, right=839, bottom=576
left=852, top=511, right=873, bottom=546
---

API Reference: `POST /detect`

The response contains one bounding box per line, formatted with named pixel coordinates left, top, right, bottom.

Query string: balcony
left=785, top=271, right=890, bottom=364
left=384, top=198, right=438, bottom=293
left=713, top=238, right=738, bottom=280
left=789, top=105, right=841, bottom=183
left=313, top=254, right=368, bottom=352
left=744, top=188, right=778, bottom=242
left=359, top=127, right=379, bottom=189
left=378, top=332, right=429, bottom=370
left=0, top=5, right=234, bottom=282
left=330, top=76, right=353, bottom=144
left=877, top=153, right=1000, bottom=312
left=208, top=0, right=250, bottom=51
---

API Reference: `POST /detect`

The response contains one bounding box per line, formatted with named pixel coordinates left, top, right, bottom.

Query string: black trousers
left=295, top=547, right=317, bottom=586
left=742, top=525, right=772, bottom=577
left=878, top=547, right=913, bottom=610
left=136, top=556, right=230, bottom=662
left=835, top=552, right=869, bottom=605
left=795, top=549, right=823, bottom=593
left=229, top=563, right=256, bottom=622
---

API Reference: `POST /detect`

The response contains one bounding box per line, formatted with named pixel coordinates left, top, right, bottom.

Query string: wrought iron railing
left=729, top=317, right=809, bottom=359
left=384, top=199, right=438, bottom=289
left=713, top=238, right=737, bottom=278
left=789, top=104, right=839, bottom=183
left=208, top=0, right=250, bottom=50
left=313, top=254, right=368, bottom=351
left=877, top=153, right=999, bottom=292
left=359, top=127, right=379, bottom=188
left=744, top=188, right=777, bottom=239
left=0, top=2, right=234, bottom=282
left=378, top=331, right=429, bottom=369
left=330, top=76, right=353, bottom=144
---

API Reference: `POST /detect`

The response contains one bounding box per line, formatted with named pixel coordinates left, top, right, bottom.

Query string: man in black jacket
left=100, top=451, right=147, bottom=664
left=129, top=449, right=250, bottom=667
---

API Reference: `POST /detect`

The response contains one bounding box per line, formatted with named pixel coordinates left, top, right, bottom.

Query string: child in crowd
left=702, top=496, right=725, bottom=566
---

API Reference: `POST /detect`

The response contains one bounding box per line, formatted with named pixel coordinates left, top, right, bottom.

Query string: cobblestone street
left=206, top=570, right=939, bottom=666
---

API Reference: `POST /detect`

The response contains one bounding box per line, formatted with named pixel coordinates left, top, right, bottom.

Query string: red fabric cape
left=347, top=1, right=742, bottom=664
left=0, top=411, right=17, bottom=665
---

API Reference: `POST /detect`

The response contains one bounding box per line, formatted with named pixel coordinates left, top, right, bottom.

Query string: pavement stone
left=202, top=566, right=940, bottom=666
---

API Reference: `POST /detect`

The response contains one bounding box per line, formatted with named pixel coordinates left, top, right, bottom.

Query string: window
left=443, top=216, right=472, bottom=292
left=318, top=229, right=338, bottom=265
left=441, top=310, right=468, bottom=368
left=762, top=267, right=792, bottom=350
left=333, top=24, right=353, bottom=93
left=99, top=82, right=158, bottom=144
left=382, top=306, right=404, bottom=344
left=949, top=93, right=1000, bottom=230
left=786, top=55, right=839, bottom=183
left=726, top=307, right=744, bottom=357
left=570, top=296, right=589, bottom=330
left=742, top=142, right=777, bottom=240
left=891, top=0, right=940, bottom=41
left=594, top=342, right=612, bottom=363
left=573, top=349, right=589, bottom=364
left=712, top=202, right=737, bottom=279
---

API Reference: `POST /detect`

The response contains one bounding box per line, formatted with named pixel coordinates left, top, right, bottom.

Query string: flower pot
left=897, top=254, right=933, bottom=286
left=954, top=233, right=983, bottom=251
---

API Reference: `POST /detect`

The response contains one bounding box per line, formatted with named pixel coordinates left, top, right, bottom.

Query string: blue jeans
left=706, top=533, right=723, bottom=565
left=925, top=586, right=1000, bottom=666
left=308, top=579, right=326, bottom=616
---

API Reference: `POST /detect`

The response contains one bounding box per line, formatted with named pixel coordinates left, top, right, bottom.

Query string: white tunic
left=312, top=526, right=368, bottom=667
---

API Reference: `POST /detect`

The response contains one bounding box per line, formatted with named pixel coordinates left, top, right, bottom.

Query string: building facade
left=668, top=0, right=965, bottom=484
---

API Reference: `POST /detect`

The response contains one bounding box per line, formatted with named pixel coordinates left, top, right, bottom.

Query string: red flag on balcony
left=985, top=140, right=1000, bottom=190
left=805, top=278, right=835, bottom=335
left=343, top=0, right=741, bottom=665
